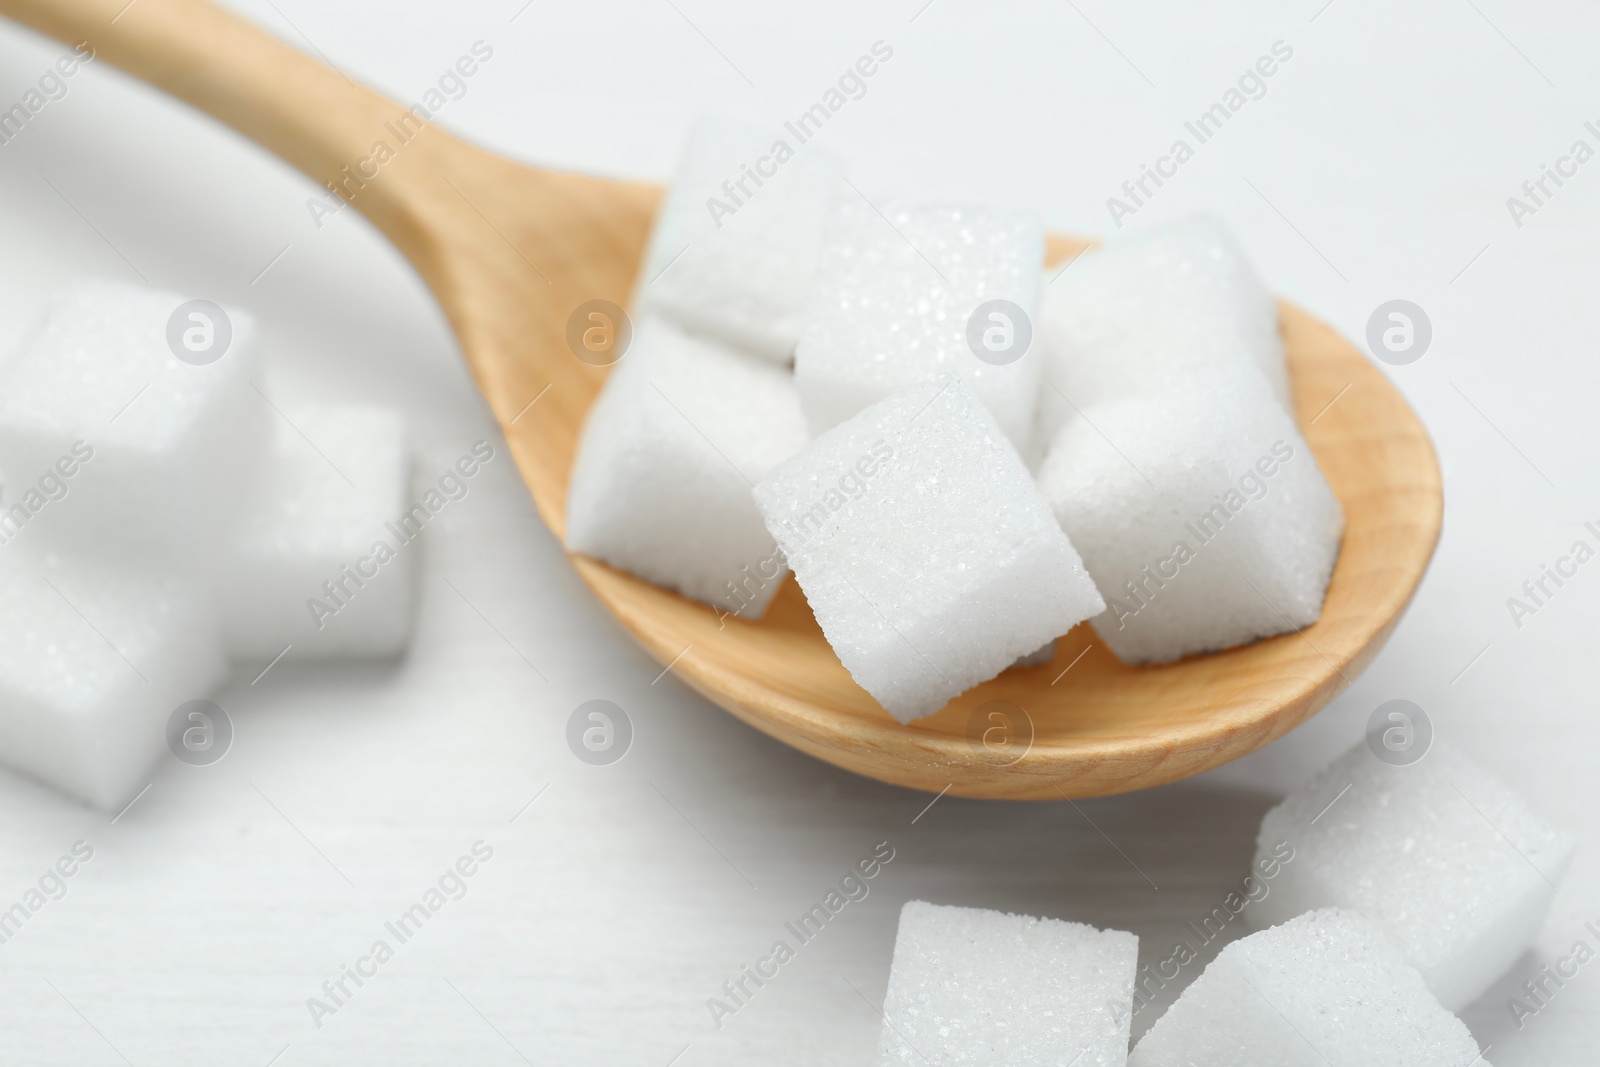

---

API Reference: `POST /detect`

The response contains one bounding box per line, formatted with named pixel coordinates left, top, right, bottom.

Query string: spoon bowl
left=5, top=0, right=1443, bottom=798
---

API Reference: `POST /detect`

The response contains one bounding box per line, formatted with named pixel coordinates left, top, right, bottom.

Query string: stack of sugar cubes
left=1126, top=908, right=1487, bottom=1066
left=567, top=117, right=1344, bottom=722
left=1033, top=219, right=1342, bottom=665
left=873, top=901, right=1485, bottom=1066
left=1119, top=738, right=1572, bottom=1064
left=0, top=279, right=415, bottom=809
left=566, top=120, right=824, bottom=618
left=875, top=738, right=1571, bottom=1063
left=1249, top=737, right=1576, bottom=1011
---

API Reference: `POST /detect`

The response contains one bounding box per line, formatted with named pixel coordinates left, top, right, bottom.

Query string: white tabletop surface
left=0, top=1, right=1596, bottom=1063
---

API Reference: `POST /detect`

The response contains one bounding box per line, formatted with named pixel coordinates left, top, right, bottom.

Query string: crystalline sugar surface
left=880, top=900, right=1138, bottom=1067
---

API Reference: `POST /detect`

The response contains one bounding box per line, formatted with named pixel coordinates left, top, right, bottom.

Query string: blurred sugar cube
left=212, top=404, right=414, bottom=661
left=0, top=280, right=269, bottom=566
left=1251, top=739, right=1576, bottom=1010
left=880, top=900, right=1138, bottom=1067
left=1038, top=217, right=1287, bottom=444
left=1036, top=368, right=1341, bottom=664
left=636, top=118, right=843, bottom=361
left=754, top=376, right=1102, bottom=722
left=567, top=317, right=810, bottom=616
left=1012, top=641, right=1056, bottom=668
left=1129, top=908, right=1483, bottom=1067
left=0, top=279, right=428, bottom=808
left=795, top=201, right=1044, bottom=453
left=0, top=550, right=226, bottom=809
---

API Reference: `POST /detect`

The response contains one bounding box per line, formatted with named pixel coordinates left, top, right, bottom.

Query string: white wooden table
left=0, top=1, right=1594, bottom=1062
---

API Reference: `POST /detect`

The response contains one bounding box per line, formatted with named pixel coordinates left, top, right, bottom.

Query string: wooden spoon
left=4, top=0, right=1442, bottom=798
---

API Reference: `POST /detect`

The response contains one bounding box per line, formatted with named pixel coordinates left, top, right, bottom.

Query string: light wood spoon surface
left=3, top=0, right=1443, bottom=798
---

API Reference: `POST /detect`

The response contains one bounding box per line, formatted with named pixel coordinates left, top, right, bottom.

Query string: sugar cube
left=635, top=118, right=843, bottom=361
left=211, top=404, right=414, bottom=661
left=0, top=549, right=227, bottom=809
left=1038, top=218, right=1288, bottom=445
left=1251, top=739, right=1577, bottom=1011
left=754, top=376, right=1104, bottom=722
left=1035, top=368, right=1342, bottom=664
left=880, top=901, right=1138, bottom=1067
left=1129, top=909, right=1484, bottom=1067
left=794, top=201, right=1044, bottom=453
left=567, top=317, right=810, bottom=616
left=0, top=279, right=269, bottom=567
left=1012, top=641, right=1056, bottom=668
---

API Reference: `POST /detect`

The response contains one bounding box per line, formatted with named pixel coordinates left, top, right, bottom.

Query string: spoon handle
left=0, top=0, right=435, bottom=244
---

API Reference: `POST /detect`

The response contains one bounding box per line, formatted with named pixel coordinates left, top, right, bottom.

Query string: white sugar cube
left=0, top=280, right=269, bottom=566
left=0, top=551, right=226, bottom=809
left=212, top=404, right=414, bottom=661
left=1130, top=909, right=1483, bottom=1066
left=1251, top=740, right=1576, bottom=1011
left=880, top=901, right=1138, bottom=1067
left=1036, top=368, right=1342, bottom=664
left=795, top=201, right=1044, bottom=453
left=1038, top=218, right=1287, bottom=444
left=754, top=377, right=1103, bottom=722
left=1012, top=641, right=1056, bottom=668
left=567, top=317, right=810, bottom=616
left=636, top=118, right=843, bottom=361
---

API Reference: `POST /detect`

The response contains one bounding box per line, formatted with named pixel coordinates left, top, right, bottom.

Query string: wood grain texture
left=2, top=0, right=1443, bottom=798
